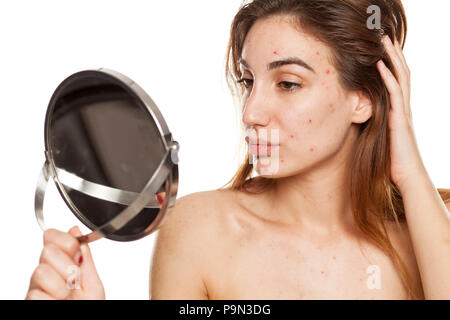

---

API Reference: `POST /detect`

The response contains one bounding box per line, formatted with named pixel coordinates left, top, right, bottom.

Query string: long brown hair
left=220, top=0, right=450, bottom=299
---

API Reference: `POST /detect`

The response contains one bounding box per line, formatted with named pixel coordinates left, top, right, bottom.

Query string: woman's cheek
left=287, top=109, right=335, bottom=157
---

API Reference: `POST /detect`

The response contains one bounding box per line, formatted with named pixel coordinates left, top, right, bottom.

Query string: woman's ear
left=351, top=91, right=373, bottom=124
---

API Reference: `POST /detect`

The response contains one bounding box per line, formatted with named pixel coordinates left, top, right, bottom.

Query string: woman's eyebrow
left=238, top=56, right=316, bottom=74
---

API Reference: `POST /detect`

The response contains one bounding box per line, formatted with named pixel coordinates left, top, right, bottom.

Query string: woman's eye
left=279, top=81, right=302, bottom=92
left=237, top=78, right=302, bottom=92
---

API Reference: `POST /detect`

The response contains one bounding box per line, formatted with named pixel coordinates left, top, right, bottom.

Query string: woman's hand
left=25, top=226, right=105, bottom=300
left=377, top=35, right=426, bottom=192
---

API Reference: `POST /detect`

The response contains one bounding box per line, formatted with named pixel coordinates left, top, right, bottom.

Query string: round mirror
left=34, top=68, right=179, bottom=243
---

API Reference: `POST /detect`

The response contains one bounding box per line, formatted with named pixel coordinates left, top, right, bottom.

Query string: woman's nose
left=242, top=89, right=270, bottom=128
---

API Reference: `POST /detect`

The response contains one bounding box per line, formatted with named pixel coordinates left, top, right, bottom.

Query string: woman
left=26, top=0, right=450, bottom=300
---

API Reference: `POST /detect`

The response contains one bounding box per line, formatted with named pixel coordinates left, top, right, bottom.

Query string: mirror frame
left=35, top=68, right=179, bottom=242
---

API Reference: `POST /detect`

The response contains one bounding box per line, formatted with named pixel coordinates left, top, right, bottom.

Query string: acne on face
left=242, top=16, right=351, bottom=176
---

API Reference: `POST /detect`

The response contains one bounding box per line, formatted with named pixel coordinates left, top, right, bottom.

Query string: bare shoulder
left=149, top=189, right=231, bottom=299
left=158, top=189, right=232, bottom=234
left=153, top=188, right=231, bottom=257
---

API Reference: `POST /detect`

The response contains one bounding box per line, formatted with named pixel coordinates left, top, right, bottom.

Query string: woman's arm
left=397, top=170, right=450, bottom=299
left=149, top=193, right=210, bottom=299
left=377, top=35, right=450, bottom=299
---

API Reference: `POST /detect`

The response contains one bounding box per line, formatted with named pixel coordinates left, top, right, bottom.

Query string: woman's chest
left=206, top=224, right=417, bottom=299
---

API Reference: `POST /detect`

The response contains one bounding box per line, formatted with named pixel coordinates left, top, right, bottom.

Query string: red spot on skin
left=321, top=271, right=325, bottom=275
left=328, top=194, right=332, bottom=200
left=321, top=82, right=325, bottom=86
left=360, top=278, right=363, bottom=281
left=329, top=104, right=335, bottom=112
left=273, top=50, right=279, bottom=55
left=290, top=135, right=294, bottom=139
left=303, top=194, right=307, bottom=199
left=333, top=256, right=336, bottom=260
left=309, top=148, right=314, bottom=152
left=316, top=51, right=320, bottom=56
left=281, top=159, right=285, bottom=163
left=326, top=69, right=330, bottom=75
left=308, top=119, right=312, bottom=124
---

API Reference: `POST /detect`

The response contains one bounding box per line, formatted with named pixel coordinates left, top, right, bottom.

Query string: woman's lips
left=245, top=136, right=279, bottom=156
left=249, top=144, right=278, bottom=156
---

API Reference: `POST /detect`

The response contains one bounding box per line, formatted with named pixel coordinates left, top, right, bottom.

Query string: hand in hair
left=377, top=35, right=425, bottom=192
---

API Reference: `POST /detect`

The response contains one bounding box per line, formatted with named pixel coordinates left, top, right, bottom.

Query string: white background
left=0, top=1, right=449, bottom=299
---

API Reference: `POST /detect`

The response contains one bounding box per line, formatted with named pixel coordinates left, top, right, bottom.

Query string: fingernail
left=74, top=251, right=83, bottom=266
left=156, top=194, right=164, bottom=205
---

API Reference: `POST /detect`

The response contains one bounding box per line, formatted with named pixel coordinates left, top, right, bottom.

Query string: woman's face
left=240, top=15, right=371, bottom=177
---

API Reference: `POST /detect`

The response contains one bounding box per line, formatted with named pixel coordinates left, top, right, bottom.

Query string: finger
left=43, top=228, right=81, bottom=262
left=382, top=36, right=410, bottom=110
left=377, top=59, right=404, bottom=112
left=393, top=38, right=410, bottom=75
left=393, top=38, right=411, bottom=113
left=382, top=36, right=407, bottom=81
left=155, top=192, right=166, bottom=205
left=70, top=226, right=102, bottom=291
left=29, top=263, right=70, bottom=299
left=39, top=242, right=81, bottom=283
left=26, top=289, right=55, bottom=300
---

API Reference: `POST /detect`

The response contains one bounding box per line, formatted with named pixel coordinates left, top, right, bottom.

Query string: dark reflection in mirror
left=48, top=74, right=166, bottom=240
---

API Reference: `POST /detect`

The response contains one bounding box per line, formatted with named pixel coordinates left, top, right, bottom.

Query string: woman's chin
left=254, top=155, right=282, bottom=177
